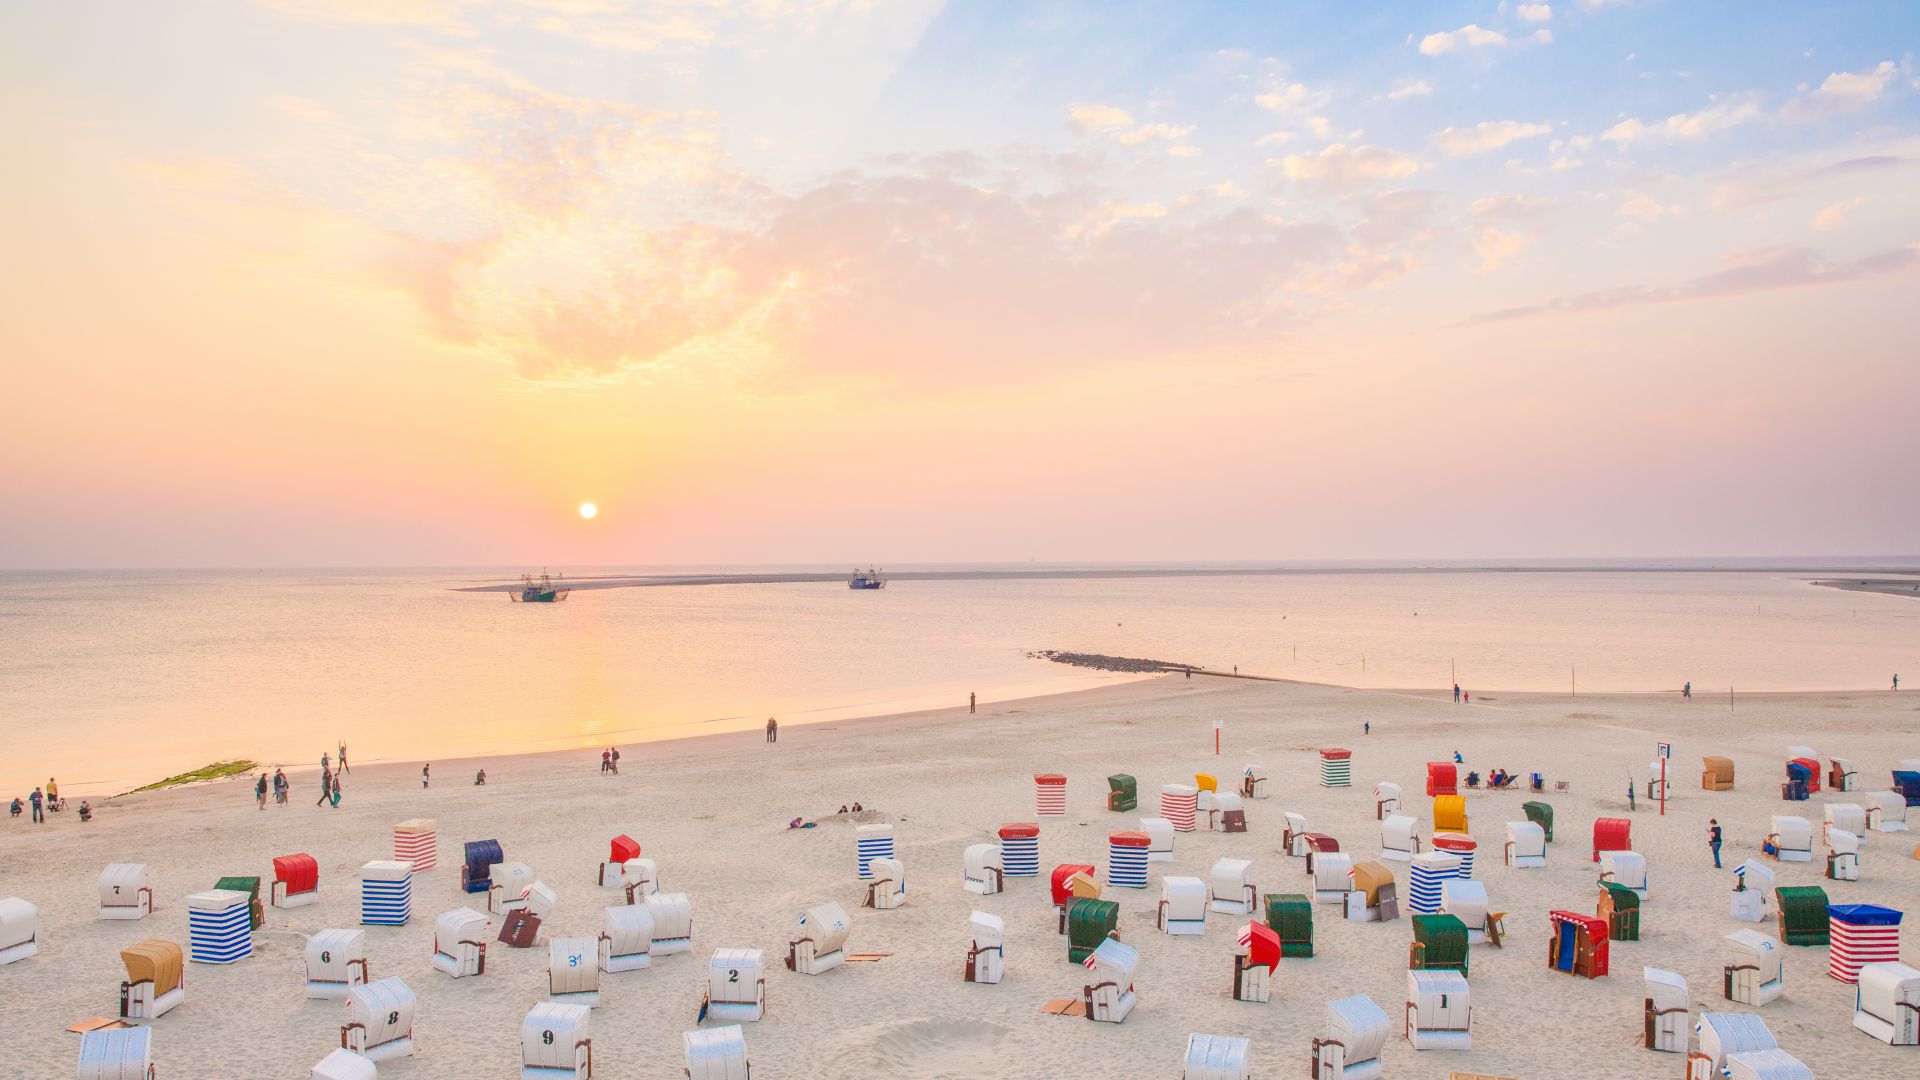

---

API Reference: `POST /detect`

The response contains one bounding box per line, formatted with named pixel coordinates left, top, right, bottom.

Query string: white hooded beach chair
left=703, top=948, right=765, bottom=1022
left=1645, top=760, right=1674, bottom=799
left=1504, top=821, right=1546, bottom=868
left=78, top=1027, right=152, bottom=1080
left=549, top=936, right=601, bottom=1007
left=962, top=843, right=1002, bottom=895
left=342, top=977, right=415, bottom=1063
left=647, top=892, right=693, bottom=957
left=1284, top=812, right=1310, bottom=856
left=1158, top=876, right=1208, bottom=936
left=1209, top=858, right=1256, bottom=916
left=1829, top=757, right=1858, bottom=791
left=1853, top=961, right=1920, bottom=1044
left=1689, top=1013, right=1778, bottom=1080
left=1765, top=816, right=1812, bottom=862
left=1208, top=790, right=1245, bottom=831
left=863, top=856, right=906, bottom=910
left=311, top=1047, right=377, bottom=1080
left=1314, top=994, right=1388, bottom=1080
left=1374, top=781, right=1400, bottom=819
left=522, top=1003, right=592, bottom=1079
left=1599, top=850, right=1648, bottom=896
left=1142, top=817, right=1175, bottom=862
left=599, top=836, right=640, bottom=889
left=1866, top=790, right=1909, bottom=832
left=1724, top=930, right=1784, bottom=1006
left=1405, top=969, right=1471, bottom=1050
left=1184, top=1034, right=1251, bottom=1079
left=0, top=897, right=38, bottom=965
left=99, top=864, right=152, bottom=921
left=488, top=863, right=538, bottom=913
left=1730, top=860, right=1774, bottom=922
left=1722, top=1049, right=1814, bottom=1080
left=1440, top=879, right=1491, bottom=944
left=431, top=908, right=490, bottom=977
left=502, top=880, right=559, bottom=925
left=684, top=1025, right=749, bottom=1080
left=1081, top=937, right=1138, bottom=1023
left=787, top=902, right=849, bottom=975
left=118, top=940, right=183, bottom=1021
left=1313, top=852, right=1352, bottom=905
left=1379, top=815, right=1420, bottom=862
left=965, top=910, right=1004, bottom=985
left=620, top=858, right=661, bottom=902
left=1825, top=802, right=1867, bottom=840
left=1644, top=967, right=1689, bottom=1052
left=1826, top=828, right=1860, bottom=881
left=305, top=928, right=368, bottom=999
left=599, top=904, right=653, bottom=972
left=1241, top=764, right=1267, bottom=799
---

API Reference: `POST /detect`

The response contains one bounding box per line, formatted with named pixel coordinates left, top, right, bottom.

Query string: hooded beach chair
left=1107, top=774, right=1137, bottom=812
left=78, top=1027, right=152, bottom=1080
left=1828, top=904, right=1902, bottom=982
left=1894, top=769, right=1920, bottom=807
left=999, top=823, right=1040, bottom=876
left=1406, top=852, right=1458, bottom=915
left=1161, top=784, right=1199, bottom=831
left=305, top=928, right=369, bottom=999
left=1730, top=859, right=1774, bottom=922
left=1409, top=914, right=1468, bottom=975
left=1404, top=970, right=1471, bottom=1049
left=962, top=843, right=1003, bottom=895
left=1546, top=911, right=1608, bottom=978
left=311, top=1047, right=377, bottom=1080
left=1080, top=937, right=1138, bottom=1023
left=1184, top=1034, right=1251, bottom=1079
left=965, top=910, right=1004, bottom=984
left=1233, top=920, right=1279, bottom=1001
left=1440, top=880, right=1491, bottom=945
left=1313, top=995, right=1388, bottom=1080
left=1108, top=831, right=1150, bottom=887
left=1266, top=892, right=1314, bottom=955
left=392, top=818, right=436, bottom=872
left=186, top=889, right=252, bottom=965
left=1158, top=876, right=1208, bottom=936
left=1049, top=864, right=1097, bottom=912
left=0, top=897, right=38, bottom=966
left=1722, top=1049, right=1814, bottom=1080
left=342, top=977, right=415, bottom=1063
left=522, top=1002, right=592, bottom=1078
left=1774, top=885, right=1829, bottom=945
left=1066, top=898, right=1120, bottom=965
left=118, top=939, right=183, bottom=1020
left=1591, top=817, right=1630, bottom=862
left=1782, top=761, right=1811, bottom=801
left=549, top=936, right=601, bottom=1008
left=1426, top=762, right=1456, bottom=796
left=1520, top=799, right=1553, bottom=841
left=1431, top=796, right=1467, bottom=833
left=646, top=892, right=693, bottom=956
left=1765, top=816, right=1812, bottom=862
left=1866, top=789, right=1909, bottom=832
left=1241, top=764, right=1267, bottom=799
left=599, top=835, right=640, bottom=888
left=1690, top=1013, right=1779, bottom=1080
left=488, top=863, right=540, bottom=913
left=1702, top=756, right=1735, bottom=791
left=432, top=907, right=490, bottom=977
left=359, top=860, right=412, bottom=926
left=462, top=840, right=503, bottom=894
left=99, top=864, right=153, bottom=921
left=1431, top=832, right=1476, bottom=879
left=1283, top=812, right=1310, bottom=857
left=863, top=856, right=906, bottom=909
left=702, top=948, right=765, bottom=1022
left=1644, top=760, right=1674, bottom=800
left=1852, top=961, right=1920, bottom=1044
left=1208, top=858, right=1255, bottom=916
left=599, top=903, right=653, bottom=972
left=1374, top=781, right=1400, bottom=819
left=212, top=875, right=263, bottom=932
left=1825, top=801, right=1867, bottom=839
left=855, top=823, right=894, bottom=880
left=1723, top=929, right=1784, bottom=1005
left=1380, top=815, right=1421, bottom=862
left=1598, top=850, right=1647, bottom=897
left=1829, top=757, right=1858, bottom=791
left=620, top=858, right=661, bottom=902
left=1643, top=967, right=1689, bottom=1052
left=683, top=1025, right=750, bottom=1080
left=1210, top=791, right=1247, bottom=832
left=1312, top=852, right=1352, bottom=905
left=1033, top=773, right=1067, bottom=815
left=786, top=902, right=848, bottom=975
left=1826, top=828, right=1860, bottom=880
left=1345, top=863, right=1397, bottom=924
left=1599, top=882, right=1640, bottom=941
left=1504, top=821, right=1546, bottom=868
left=1304, top=833, right=1341, bottom=876
left=1319, top=748, right=1352, bottom=787
left=272, top=855, right=319, bottom=909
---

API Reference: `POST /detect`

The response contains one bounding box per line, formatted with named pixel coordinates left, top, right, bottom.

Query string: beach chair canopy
left=646, top=893, right=693, bottom=939
left=1732, top=859, right=1775, bottom=890
left=1214, top=791, right=1243, bottom=813
left=346, top=977, right=415, bottom=1045
left=1774, top=885, right=1830, bottom=944
left=274, top=855, right=318, bottom=894
left=969, top=910, right=1005, bottom=947
left=1323, top=995, right=1389, bottom=1063
left=1645, top=966, right=1687, bottom=1004
left=1382, top=814, right=1419, bottom=847
left=1087, top=936, right=1138, bottom=979
left=1723, top=1048, right=1814, bottom=1080
left=1592, top=817, right=1631, bottom=860
left=1726, top=929, right=1781, bottom=977
left=435, top=907, right=490, bottom=947
left=1697, top=1012, right=1778, bottom=1061
left=1825, top=803, right=1866, bottom=833
left=1238, top=920, right=1280, bottom=970
left=78, top=1028, right=151, bottom=1080
left=99, top=863, right=148, bottom=904
left=1828, top=828, right=1859, bottom=855
left=0, top=897, right=37, bottom=949
left=1506, top=820, right=1545, bottom=855
left=1441, top=879, right=1489, bottom=927
left=1184, top=1034, right=1250, bottom=1080
left=1312, top=852, right=1352, bottom=889
left=684, top=1025, right=749, bottom=1080
left=1304, top=833, right=1340, bottom=853
left=707, top=947, right=763, bottom=1000
left=1210, top=857, right=1253, bottom=894
left=1522, top=799, right=1553, bottom=836
left=1770, top=816, right=1811, bottom=845
left=1107, top=774, right=1137, bottom=806
left=1432, top=796, right=1467, bottom=831
left=523, top=1002, right=590, bottom=1069
left=1412, top=914, right=1468, bottom=971
left=964, top=843, right=1001, bottom=878
left=1195, top=773, right=1217, bottom=793
left=609, top=835, right=640, bottom=864
left=120, top=939, right=182, bottom=996
left=548, top=938, right=598, bottom=994
left=797, top=902, right=850, bottom=955
left=1856, top=961, right=1920, bottom=1021
left=603, top=903, right=653, bottom=951
left=1427, top=762, right=1457, bottom=795
left=464, top=840, right=503, bottom=880
left=1051, top=864, right=1097, bottom=907
left=1374, top=781, right=1401, bottom=801
left=1348, top=862, right=1394, bottom=906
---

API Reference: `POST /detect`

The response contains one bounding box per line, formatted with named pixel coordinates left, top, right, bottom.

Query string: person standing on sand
left=601, top=749, right=611, bottom=774
left=1708, top=818, right=1723, bottom=868
left=273, top=768, right=288, bottom=805
left=1453, top=683, right=1460, bottom=703
left=255, top=773, right=267, bottom=810
left=766, top=717, right=778, bottom=743
left=610, top=747, right=620, bottom=773
left=47, top=777, right=59, bottom=809
left=421, top=764, right=431, bottom=788
left=338, top=743, right=349, bottom=773
left=1683, top=681, right=1692, bottom=700
left=1364, top=721, right=1370, bottom=735
left=969, top=692, right=976, bottom=714
left=321, top=752, right=330, bottom=774
left=1895, top=674, right=1900, bottom=690
left=29, top=787, right=43, bottom=824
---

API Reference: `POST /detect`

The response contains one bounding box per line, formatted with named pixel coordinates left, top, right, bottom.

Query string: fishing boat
left=848, top=566, right=886, bottom=590
left=511, top=572, right=571, bottom=602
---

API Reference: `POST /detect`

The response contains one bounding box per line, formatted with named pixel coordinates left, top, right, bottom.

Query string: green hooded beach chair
left=1106, top=774, right=1138, bottom=813
left=1066, top=898, right=1120, bottom=965
left=1523, top=800, right=1553, bottom=842
left=1264, top=893, right=1313, bottom=958
left=1409, top=914, right=1469, bottom=975
left=214, top=876, right=263, bottom=931
left=1599, top=882, right=1639, bottom=941
left=1774, top=885, right=1830, bottom=946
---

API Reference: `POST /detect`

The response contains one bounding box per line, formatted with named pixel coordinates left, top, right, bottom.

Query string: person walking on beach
left=601, top=749, right=611, bottom=774
left=1683, top=681, right=1692, bottom=700
left=766, top=717, right=778, bottom=743
left=328, top=771, right=342, bottom=808
left=610, top=747, right=620, bottom=773
left=969, top=692, right=976, bottom=714
left=1453, top=683, right=1461, bottom=703
left=321, top=752, right=330, bottom=774
left=29, top=786, right=43, bottom=824
left=316, top=770, right=333, bottom=806
left=255, top=773, right=268, bottom=810
left=1364, top=721, right=1370, bottom=735
left=1895, top=674, right=1901, bottom=691
left=1708, top=818, right=1723, bottom=868
left=273, top=768, right=288, bottom=805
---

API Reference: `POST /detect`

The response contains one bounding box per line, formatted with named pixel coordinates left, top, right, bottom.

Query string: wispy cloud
left=1516, top=3, right=1554, bottom=23
left=1602, top=97, right=1762, bottom=143
left=1431, top=120, right=1553, bottom=156
left=1274, top=143, right=1421, bottom=188
left=1616, top=194, right=1672, bottom=219
left=1710, top=154, right=1912, bottom=208
left=1811, top=197, right=1863, bottom=231
left=1067, top=103, right=1135, bottom=133
left=1379, top=80, right=1434, bottom=102
left=1781, top=61, right=1898, bottom=122
left=1419, top=24, right=1508, bottom=56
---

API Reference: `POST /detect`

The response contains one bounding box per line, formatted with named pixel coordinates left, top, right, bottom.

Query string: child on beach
left=421, top=764, right=431, bottom=788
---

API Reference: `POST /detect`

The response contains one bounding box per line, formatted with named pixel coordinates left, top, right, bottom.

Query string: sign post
left=1656, top=741, right=1671, bottom=817
left=1213, top=717, right=1222, bottom=756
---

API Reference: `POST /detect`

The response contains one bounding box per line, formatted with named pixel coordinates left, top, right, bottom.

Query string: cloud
left=1380, top=80, right=1433, bottom=101
left=1256, top=131, right=1297, bottom=147
left=1468, top=243, right=1920, bottom=323
left=1474, top=226, right=1533, bottom=270
left=1167, top=144, right=1201, bottom=158
left=1419, top=24, right=1508, bottom=56
left=1255, top=80, right=1327, bottom=113
left=1601, top=98, right=1762, bottom=143
left=1711, top=154, right=1912, bottom=209
left=1616, top=195, right=1671, bottom=219
left=1115, top=122, right=1195, bottom=146
left=1811, top=197, right=1863, bottom=231
left=1430, top=120, right=1552, bottom=156
left=1067, top=103, right=1135, bottom=133
left=1305, top=116, right=1335, bottom=140
left=1470, top=193, right=1559, bottom=220
left=1516, top=3, right=1553, bottom=22
left=1781, top=61, right=1897, bottom=122
left=1275, top=143, right=1422, bottom=188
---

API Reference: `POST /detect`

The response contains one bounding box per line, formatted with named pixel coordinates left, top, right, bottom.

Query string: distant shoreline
left=1810, top=577, right=1920, bottom=600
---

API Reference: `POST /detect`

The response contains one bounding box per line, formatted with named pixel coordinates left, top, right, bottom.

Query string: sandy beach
left=3, top=673, right=1917, bottom=1078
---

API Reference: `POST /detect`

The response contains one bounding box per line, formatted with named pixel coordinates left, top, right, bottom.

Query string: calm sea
left=3, top=565, right=1916, bottom=795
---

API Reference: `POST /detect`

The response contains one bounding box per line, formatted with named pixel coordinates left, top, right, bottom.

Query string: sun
left=578, top=502, right=597, bottom=520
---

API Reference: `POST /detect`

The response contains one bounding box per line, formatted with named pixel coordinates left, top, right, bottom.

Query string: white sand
left=2, top=674, right=1917, bottom=1077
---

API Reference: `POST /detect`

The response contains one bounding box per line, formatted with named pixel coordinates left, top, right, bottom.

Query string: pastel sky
left=4, top=1, right=1918, bottom=567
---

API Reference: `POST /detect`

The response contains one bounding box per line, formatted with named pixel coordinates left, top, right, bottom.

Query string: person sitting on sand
left=78, top=800, right=92, bottom=823
left=474, top=768, right=486, bottom=786
left=1465, top=771, right=1480, bottom=788
left=1453, top=751, right=1463, bottom=763
left=788, top=817, right=816, bottom=829
left=851, top=802, right=863, bottom=813
left=8, top=797, right=20, bottom=818
left=837, top=805, right=848, bottom=814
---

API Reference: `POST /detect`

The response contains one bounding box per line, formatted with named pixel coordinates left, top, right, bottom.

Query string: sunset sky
left=4, top=1, right=1917, bottom=567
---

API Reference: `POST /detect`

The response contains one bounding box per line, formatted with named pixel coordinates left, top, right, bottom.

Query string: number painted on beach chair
left=320, top=951, right=331, bottom=964
left=542, top=1030, right=555, bottom=1045
left=728, top=968, right=739, bottom=983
